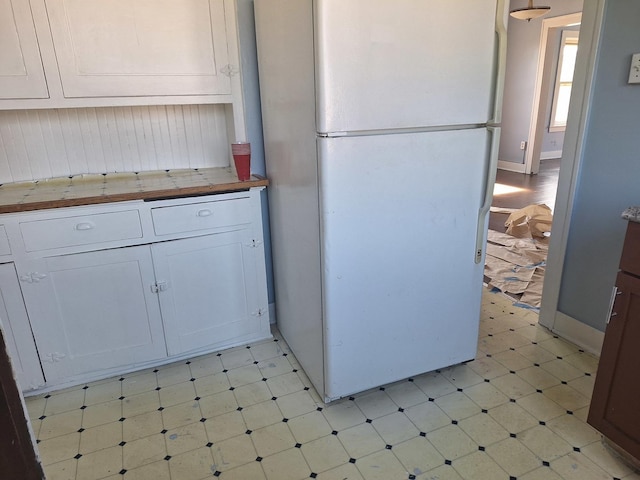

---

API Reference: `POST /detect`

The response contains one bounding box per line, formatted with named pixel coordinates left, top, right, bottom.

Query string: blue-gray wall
left=557, top=0, right=640, bottom=332
left=236, top=0, right=275, bottom=306
left=500, top=0, right=583, bottom=165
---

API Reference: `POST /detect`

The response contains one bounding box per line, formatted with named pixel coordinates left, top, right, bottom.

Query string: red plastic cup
left=231, top=142, right=251, bottom=181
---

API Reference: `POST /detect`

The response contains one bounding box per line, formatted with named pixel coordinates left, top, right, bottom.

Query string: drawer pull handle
left=74, top=222, right=95, bottom=231
left=196, top=209, right=213, bottom=217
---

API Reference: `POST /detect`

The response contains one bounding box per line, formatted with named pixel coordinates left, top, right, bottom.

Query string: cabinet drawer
left=20, top=210, right=142, bottom=252
left=0, top=226, right=10, bottom=255
left=151, top=197, right=251, bottom=236
left=620, top=221, right=640, bottom=277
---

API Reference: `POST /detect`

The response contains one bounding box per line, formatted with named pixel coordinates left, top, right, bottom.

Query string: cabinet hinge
left=42, top=352, right=66, bottom=363
left=251, top=308, right=267, bottom=317
left=150, top=281, right=168, bottom=293
left=245, top=239, right=263, bottom=248
left=220, top=64, right=239, bottom=77
left=19, top=272, right=47, bottom=283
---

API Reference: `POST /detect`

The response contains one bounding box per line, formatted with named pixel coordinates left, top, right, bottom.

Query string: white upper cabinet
left=0, top=0, right=48, bottom=99
left=45, top=0, right=233, bottom=98
left=0, top=0, right=244, bottom=110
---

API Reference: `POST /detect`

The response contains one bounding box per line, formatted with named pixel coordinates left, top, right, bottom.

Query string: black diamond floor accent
left=39, top=415, right=46, bottom=420
left=237, top=407, right=243, bottom=412
left=573, top=447, right=581, bottom=452
left=77, top=428, right=85, bottom=433
left=119, top=469, right=127, bottom=475
left=213, top=471, right=221, bottom=477
left=428, top=397, right=435, bottom=402
left=223, top=369, right=228, bottom=373
left=567, top=410, right=574, bottom=415
left=195, top=396, right=201, bottom=401
left=481, top=409, right=488, bottom=414
left=261, top=378, right=267, bottom=381
left=409, top=475, right=416, bottom=480
left=119, top=417, right=126, bottom=422
left=161, top=429, right=167, bottom=434
left=190, top=378, right=196, bottom=382
left=282, top=418, right=289, bottom=423
left=82, top=385, right=89, bottom=390
left=80, top=405, right=86, bottom=410
left=155, top=387, right=161, bottom=391
left=229, top=387, right=235, bottom=391
left=119, top=441, right=126, bottom=446
left=272, top=397, right=278, bottom=401
left=255, top=456, right=262, bottom=462
left=310, top=473, right=317, bottom=478
left=206, top=442, right=213, bottom=448
left=419, top=432, right=426, bottom=437
left=451, top=420, right=458, bottom=425
left=164, top=455, right=171, bottom=461
left=539, top=421, right=546, bottom=426
left=331, top=430, right=338, bottom=435
left=44, top=394, right=51, bottom=399
left=200, top=418, right=207, bottom=423
left=398, top=407, right=404, bottom=413
left=304, top=387, right=310, bottom=391
left=316, top=407, right=323, bottom=412
left=366, top=419, right=372, bottom=424
left=246, top=430, right=252, bottom=435
left=510, top=433, right=517, bottom=438
left=479, top=446, right=485, bottom=451
left=445, top=459, right=452, bottom=465
left=457, top=388, right=463, bottom=392
left=295, top=443, right=302, bottom=448
left=349, top=458, right=356, bottom=464
left=74, top=454, right=82, bottom=459
left=385, top=444, right=392, bottom=450
left=542, top=461, right=550, bottom=467
left=158, top=407, right=164, bottom=412
left=119, top=396, right=125, bottom=400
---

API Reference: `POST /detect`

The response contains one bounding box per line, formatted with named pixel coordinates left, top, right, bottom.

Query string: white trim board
left=498, top=160, right=526, bottom=173
left=540, top=150, right=563, bottom=160
left=551, top=312, right=604, bottom=356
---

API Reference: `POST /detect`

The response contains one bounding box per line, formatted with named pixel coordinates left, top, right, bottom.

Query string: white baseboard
left=269, top=302, right=277, bottom=325
left=498, top=160, right=527, bottom=173
left=540, top=150, right=562, bottom=160
left=551, top=312, right=604, bottom=356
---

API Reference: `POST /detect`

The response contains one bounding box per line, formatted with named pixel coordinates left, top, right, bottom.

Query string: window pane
left=554, top=84, right=572, bottom=126
left=560, top=44, right=578, bottom=82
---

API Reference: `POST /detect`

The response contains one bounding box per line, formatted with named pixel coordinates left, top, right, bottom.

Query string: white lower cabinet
left=153, top=230, right=266, bottom=356
left=19, top=246, right=167, bottom=384
left=6, top=189, right=271, bottom=389
left=0, top=263, right=45, bottom=390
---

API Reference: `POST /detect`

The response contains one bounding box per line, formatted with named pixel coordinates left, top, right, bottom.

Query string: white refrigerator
left=255, top=0, right=507, bottom=402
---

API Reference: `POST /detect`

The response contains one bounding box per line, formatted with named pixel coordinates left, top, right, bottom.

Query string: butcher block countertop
left=0, top=168, right=268, bottom=214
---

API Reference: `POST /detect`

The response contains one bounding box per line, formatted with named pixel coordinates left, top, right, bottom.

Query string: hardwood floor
left=489, top=158, right=560, bottom=232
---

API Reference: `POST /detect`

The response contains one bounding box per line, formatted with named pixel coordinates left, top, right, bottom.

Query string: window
left=549, top=30, right=579, bottom=132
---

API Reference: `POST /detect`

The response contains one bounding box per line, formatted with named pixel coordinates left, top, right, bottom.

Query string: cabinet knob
left=196, top=209, right=213, bottom=217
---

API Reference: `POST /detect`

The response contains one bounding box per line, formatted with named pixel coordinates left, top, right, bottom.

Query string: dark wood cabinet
left=588, top=220, right=640, bottom=462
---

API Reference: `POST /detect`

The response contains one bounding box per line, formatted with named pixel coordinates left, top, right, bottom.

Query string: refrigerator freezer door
left=318, top=129, right=490, bottom=400
left=315, top=0, right=498, bottom=133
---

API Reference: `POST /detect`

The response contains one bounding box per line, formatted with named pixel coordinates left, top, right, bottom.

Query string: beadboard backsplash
left=0, top=105, right=231, bottom=184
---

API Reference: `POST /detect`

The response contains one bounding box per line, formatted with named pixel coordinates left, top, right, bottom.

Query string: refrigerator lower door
left=318, top=129, right=491, bottom=400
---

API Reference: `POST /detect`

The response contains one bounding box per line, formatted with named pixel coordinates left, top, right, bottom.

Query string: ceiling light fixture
left=509, top=0, right=551, bottom=22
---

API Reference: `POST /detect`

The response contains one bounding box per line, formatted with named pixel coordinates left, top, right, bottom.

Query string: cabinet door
left=588, top=271, right=640, bottom=460
left=152, top=230, right=269, bottom=356
left=45, top=0, right=232, bottom=98
left=0, top=0, right=48, bottom=99
left=0, top=263, right=44, bottom=391
left=20, top=246, right=166, bottom=384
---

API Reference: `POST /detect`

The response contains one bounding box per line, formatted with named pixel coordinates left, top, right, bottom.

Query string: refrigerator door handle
left=489, top=0, right=508, bottom=126
left=475, top=126, right=501, bottom=264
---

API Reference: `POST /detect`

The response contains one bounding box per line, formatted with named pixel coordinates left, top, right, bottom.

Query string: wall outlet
left=520, top=141, right=527, bottom=150
left=629, top=53, right=640, bottom=84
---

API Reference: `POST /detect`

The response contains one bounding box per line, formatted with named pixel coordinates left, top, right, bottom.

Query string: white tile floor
left=26, top=288, right=640, bottom=480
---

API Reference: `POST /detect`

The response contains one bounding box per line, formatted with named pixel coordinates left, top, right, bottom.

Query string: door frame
left=524, top=12, right=582, bottom=175
left=0, top=327, right=44, bottom=479
left=539, top=0, right=606, bottom=331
